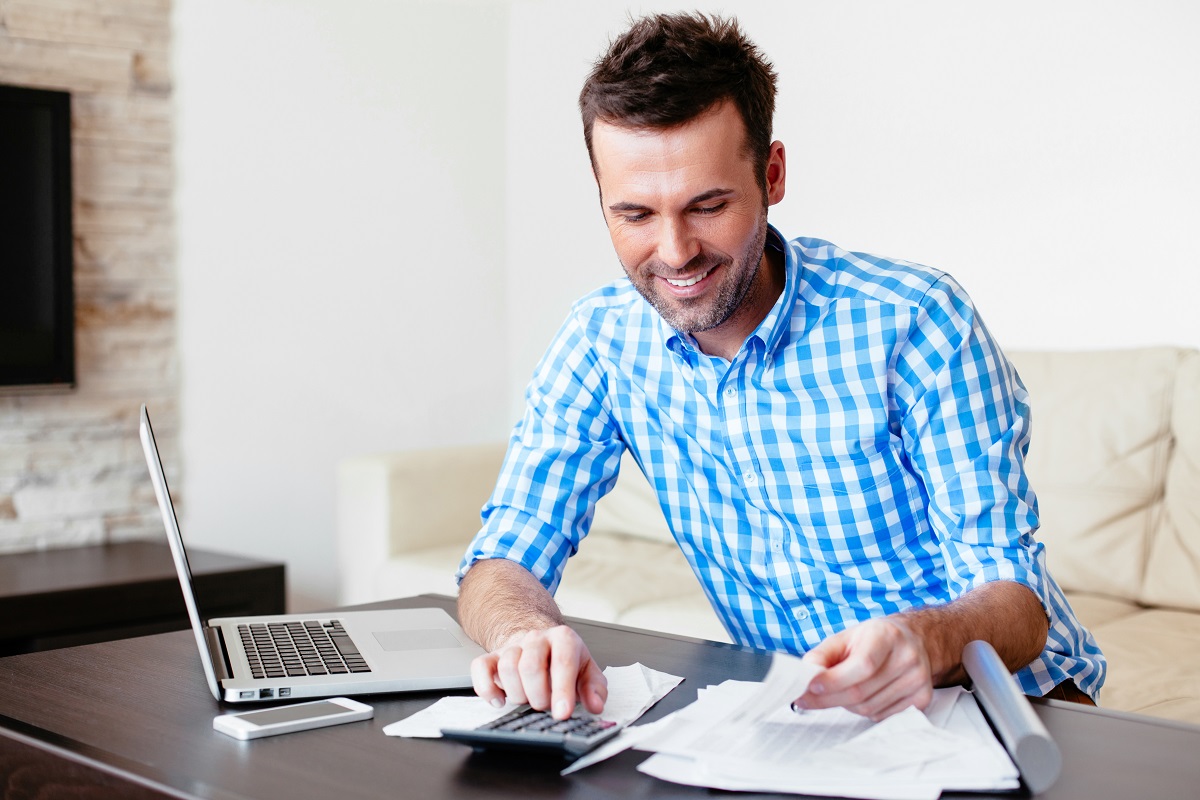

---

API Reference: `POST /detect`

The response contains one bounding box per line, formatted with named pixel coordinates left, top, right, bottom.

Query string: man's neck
left=692, top=246, right=785, bottom=362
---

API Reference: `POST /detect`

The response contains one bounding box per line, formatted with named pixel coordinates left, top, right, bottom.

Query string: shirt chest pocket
left=781, top=444, right=927, bottom=574
left=790, top=442, right=921, bottom=521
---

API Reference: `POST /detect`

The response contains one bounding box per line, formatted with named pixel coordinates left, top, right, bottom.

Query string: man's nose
left=656, top=218, right=701, bottom=270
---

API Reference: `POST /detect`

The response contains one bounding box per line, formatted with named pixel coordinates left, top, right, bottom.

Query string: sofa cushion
left=1142, top=349, right=1200, bottom=611
left=1008, top=348, right=1178, bottom=604
left=554, top=533, right=707, bottom=622
left=1063, top=591, right=1141, bottom=629
left=590, top=453, right=676, bottom=546
left=1086, top=607, right=1200, bottom=722
left=375, top=544, right=469, bottom=600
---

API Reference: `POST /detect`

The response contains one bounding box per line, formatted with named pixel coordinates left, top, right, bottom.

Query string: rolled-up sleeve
left=457, top=312, right=625, bottom=593
left=893, top=274, right=1048, bottom=610
left=890, top=275, right=1107, bottom=698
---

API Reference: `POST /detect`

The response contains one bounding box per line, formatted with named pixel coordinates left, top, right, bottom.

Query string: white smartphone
left=213, top=697, right=373, bottom=740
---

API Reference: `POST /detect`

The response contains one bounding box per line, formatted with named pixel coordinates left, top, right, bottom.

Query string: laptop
left=139, top=404, right=485, bottom=703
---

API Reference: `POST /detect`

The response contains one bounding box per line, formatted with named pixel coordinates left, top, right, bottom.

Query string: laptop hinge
left=205, top=625, right=234, bottom=682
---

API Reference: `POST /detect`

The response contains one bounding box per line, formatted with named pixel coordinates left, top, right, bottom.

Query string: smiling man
left=456, top=12, right=1105, bottom=722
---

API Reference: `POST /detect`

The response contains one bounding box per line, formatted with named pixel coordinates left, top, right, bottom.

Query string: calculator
left=440, top=705, right=621, bottom=758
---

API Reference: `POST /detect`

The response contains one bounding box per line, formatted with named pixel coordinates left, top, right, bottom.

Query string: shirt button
left=724, top=386, right=738, bottom=399
left=796, top=608, right=810, bottom=621
left=771, top=540, right=782, bottom=552
left=744, top=472, right=758, bottom=486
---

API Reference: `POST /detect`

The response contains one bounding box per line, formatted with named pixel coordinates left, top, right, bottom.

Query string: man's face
left=591, top=101, right=786, bottom=355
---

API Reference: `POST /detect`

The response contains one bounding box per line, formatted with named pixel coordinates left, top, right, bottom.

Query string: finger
left=861, top=684, right=929, bottom=722
left=801, top=634, right=849, bottom=670
left=843, top=634, right=933, bottom=719
left=547, top=627, right=591, bottom=719
left=577, top=657, right=608, bottom=714
left=470, top=653, right=507, bottom=708
left=856, top=672, right=933, bottom=721
left=805, top=644, right=888, bottom=701
left=517, top=635, right=553, bottom=711
left=839, top=674, right=917, bottom=719
left=796, top=624, right=898, bottom=711
left=825, top=651, right=933, bottom=720
left=799, top=662, right=893, bottom=712
left=495, top=645, right=529, bottom=707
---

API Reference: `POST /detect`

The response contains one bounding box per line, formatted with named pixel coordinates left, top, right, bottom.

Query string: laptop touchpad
left=374, top=628, right=462, bottom=651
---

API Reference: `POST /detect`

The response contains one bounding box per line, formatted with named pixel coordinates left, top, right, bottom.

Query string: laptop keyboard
left=237, top=620, right=371, bottom=679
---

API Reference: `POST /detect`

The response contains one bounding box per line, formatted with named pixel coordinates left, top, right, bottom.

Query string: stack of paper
left=631, top=655, right=1020, bottom=799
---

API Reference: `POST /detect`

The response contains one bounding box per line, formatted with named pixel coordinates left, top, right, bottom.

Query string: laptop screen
left=139, top=404, right=224, bottom=700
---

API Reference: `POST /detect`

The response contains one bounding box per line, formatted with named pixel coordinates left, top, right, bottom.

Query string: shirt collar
left=752, top=225, right=799, bottom=359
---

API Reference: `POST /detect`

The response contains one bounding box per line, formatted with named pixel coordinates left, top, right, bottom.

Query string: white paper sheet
left=382, top=695, right=510, bottom=738
left=599, top=661, right=684, bottom=724
left=382, top=662, right=682, bottom=738
left=638, top=752, right=945, bottom=800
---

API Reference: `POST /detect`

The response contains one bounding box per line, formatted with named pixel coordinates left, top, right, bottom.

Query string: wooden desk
left=1, top=595, right=1197, bottom=799
left=0, top=540, right=285, bottom=655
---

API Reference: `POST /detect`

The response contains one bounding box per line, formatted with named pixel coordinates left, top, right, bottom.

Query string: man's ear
left=766, top=140, right=786, bottom=207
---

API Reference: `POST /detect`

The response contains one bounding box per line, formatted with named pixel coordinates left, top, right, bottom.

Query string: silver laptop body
left=139, top=404, right=484, bottom=703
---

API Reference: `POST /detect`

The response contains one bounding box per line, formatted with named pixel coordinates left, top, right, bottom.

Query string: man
left=456, top=12, right=1105, bottom=723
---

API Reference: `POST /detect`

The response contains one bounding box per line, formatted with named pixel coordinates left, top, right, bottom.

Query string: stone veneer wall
left=0, top=0, right=177, bottom=552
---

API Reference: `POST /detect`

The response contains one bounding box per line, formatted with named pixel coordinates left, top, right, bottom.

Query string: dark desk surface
left=1, top=595, right=1198, bottom=799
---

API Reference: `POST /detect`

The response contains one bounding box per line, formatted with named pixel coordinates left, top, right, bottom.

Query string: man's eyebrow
left=607, top=201, right=650, bottom=213
left=606, top=188, right=735, bottom=213
left=686, top=188, right=735, bottom=205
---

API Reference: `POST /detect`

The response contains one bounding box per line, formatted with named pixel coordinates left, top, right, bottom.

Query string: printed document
left=635, top=653, right=1019, bottom=799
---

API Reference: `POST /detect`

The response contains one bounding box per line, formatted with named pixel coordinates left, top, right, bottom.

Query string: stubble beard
left=627, top=217, right=770, bottom=336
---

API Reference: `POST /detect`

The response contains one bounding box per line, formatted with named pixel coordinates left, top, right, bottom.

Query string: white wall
left=175, top=0, right=1199, bottom=608
left=506, top=0, right=1200, bottom=413
left=174, top=0, right=512, bottom=609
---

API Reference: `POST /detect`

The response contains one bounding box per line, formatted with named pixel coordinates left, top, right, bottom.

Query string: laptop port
left=259, top=688, right=273, bottom=699
left=279, top=688, right=291, bottom=697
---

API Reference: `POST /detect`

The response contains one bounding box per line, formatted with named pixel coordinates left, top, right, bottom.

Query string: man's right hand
left=470, top=624, right=607, bottom=720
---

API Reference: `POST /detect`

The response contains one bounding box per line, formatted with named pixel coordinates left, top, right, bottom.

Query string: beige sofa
left=337, top=347, right=1200, bottom=724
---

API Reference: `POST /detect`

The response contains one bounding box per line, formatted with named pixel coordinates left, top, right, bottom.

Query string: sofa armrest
left=336, top=442, right=506, bottom=605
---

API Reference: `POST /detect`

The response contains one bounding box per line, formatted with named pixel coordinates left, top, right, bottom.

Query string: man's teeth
left=666, top=268, right=712, bottom=288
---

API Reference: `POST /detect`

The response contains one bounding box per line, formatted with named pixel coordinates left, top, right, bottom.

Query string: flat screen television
left=0, top=84, right=75, bottom=389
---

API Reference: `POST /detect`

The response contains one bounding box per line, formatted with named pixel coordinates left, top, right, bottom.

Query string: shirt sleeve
left=893, top=274, right=1107, bottom=700
left=456, top=311, right=625, bottom=594
left=892, top=274, right=1050, bottom=611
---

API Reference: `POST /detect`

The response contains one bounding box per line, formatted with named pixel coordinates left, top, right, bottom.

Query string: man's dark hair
left=579, top=12, right=778, bottom=190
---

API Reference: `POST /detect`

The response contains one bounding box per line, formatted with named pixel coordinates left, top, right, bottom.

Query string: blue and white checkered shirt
left=460, top=226, right=1106, bottom=700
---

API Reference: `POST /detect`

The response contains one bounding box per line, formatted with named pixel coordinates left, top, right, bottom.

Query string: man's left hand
left=793, top=616, right=933, bottom=721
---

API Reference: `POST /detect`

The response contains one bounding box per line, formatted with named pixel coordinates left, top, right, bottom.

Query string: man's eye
left=694, top=203, right=726, bottom=215
left=622, top=212, right=650, bottom=223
